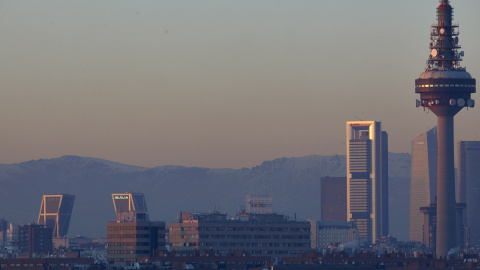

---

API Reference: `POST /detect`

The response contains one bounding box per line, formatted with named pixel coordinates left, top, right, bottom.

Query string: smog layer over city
left=0, top=1, right=480, bottom=268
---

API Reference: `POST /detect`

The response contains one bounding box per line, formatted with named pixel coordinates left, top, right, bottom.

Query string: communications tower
left=415, top=0, right=476, bottom=257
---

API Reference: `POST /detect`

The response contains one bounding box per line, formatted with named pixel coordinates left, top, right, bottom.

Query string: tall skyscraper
left=37, top=194, right=75, bottom=238
left=346, top=121, right=388, bottom=244
left=457, top=141, right=480, bottom=247
left=112, top=192, right=149, bottom=222
left=414, top=0, right=476, bottom=257
left=409, top=127, right=437, bottom=242
left=321, top=177, right=347, bottom=222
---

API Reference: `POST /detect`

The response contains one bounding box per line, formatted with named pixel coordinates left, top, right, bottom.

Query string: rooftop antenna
left=354, top=116, right=363, bottom=121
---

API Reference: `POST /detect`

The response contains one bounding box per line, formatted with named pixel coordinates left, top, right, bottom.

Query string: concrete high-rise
left=414, top=0, right=476, bottom=257
left=457, top=141, right=480, bottom=247
left=321, top=177, right=347, bottom=222
left=346, top=121, right=388, bottom=244
left=37, top=194, right=75, bottom=238
left=409, top=127, right=437, bottom=242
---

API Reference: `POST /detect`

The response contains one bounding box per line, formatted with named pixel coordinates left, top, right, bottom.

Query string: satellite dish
left=431, top=49, right=438, bottom=57
left=455, top=37, right=459, bottom=44
left=440, top=28, right=445, bottom=34
left=449, top=99, right=457, bottom=106
left=416, top=100, right=421, bottom=107
left=467, top=99, right=475, bottom=107
left=460, top=51, right=464, bottom=57
left=457, top=98, right=465, bottom=107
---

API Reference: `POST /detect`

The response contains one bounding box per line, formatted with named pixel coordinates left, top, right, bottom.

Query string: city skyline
left=0, top=1, right=479, bottom=169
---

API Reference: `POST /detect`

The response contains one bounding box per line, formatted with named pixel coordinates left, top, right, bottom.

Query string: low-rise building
left=310, top=221, right=358, bottom=250
left=169, top=212, right=310, bottom=258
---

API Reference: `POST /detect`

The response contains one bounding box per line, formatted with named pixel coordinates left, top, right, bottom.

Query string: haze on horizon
left=1, top=1, right=479, bottom=169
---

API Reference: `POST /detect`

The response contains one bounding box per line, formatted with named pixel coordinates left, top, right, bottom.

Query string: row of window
left=108, top=242, right=150, bottom=246
left=108, top=234, right=150, bottom=239
left=171, top=227, right=309, bottom=232
left=172, top=243, right=197, bottom=247
left=108, top=250, right=150, bottom=254
left=170, top=234, right=197, bottom=239
left=172, top=242, right=309, bottom=248
left=416, top=84, right=475, bottom=88
left=170, top=234, right=309, bottom=240
left=111, top=258, right=138, bottom=262
left=108, top=226, right=151, bottom=231
left=1, top=264, right=72, bottom=268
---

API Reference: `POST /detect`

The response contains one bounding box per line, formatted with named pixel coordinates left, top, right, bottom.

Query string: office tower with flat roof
left=18, top=224, right=52, bottom=254
left=112, top=193, right=149, bottom=222
left=414, top=0, right=476, bottom=257
left=108, top=193, right=166, bottom=264
left=409, top=127, right=437, bottom=242
left=169, top=212, right=310, bottom=258
left=321, top=177, right=347, bottom=222
left=457, top=141, right=480, bottom=247
left=346, top=121, right=388, bottom=244
left=107, top=220, right=166, bottom=264
left=37, top=194, right=75, bottom=238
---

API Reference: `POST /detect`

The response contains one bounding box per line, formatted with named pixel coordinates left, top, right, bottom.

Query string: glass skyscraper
left=37, top=194, right=75, bottom=238
left=112, top=192, right=149, bottom=222
left=409, top=127, right=437, bottom=242
left=457, top=141, right=480, bottom=247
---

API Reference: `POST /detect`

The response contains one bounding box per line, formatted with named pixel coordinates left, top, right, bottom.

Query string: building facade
left=18, top=224, right=52, bottom=254
left=310, top=220, right=358, bottom=250
left=409, top=127, right=437, bottom=242
left=107, top=193, right=166, bottom=264
left=457, top=141, right=480, bottom=248
left=169, top=212, right=310, bottom=258
left=107, top=221, right=166, bottom=264
left=346, top=121, right=388, bottom=244
left=37, top=194, right=75, bottom=238
left=321, top=177, right=347, bottom=222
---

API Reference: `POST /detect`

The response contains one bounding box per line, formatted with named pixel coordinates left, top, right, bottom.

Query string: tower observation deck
left=415, top=0, right=476, bottom=258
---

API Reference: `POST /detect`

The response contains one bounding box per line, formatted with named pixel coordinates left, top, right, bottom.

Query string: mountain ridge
left=0, top=153, right=411, bottom=240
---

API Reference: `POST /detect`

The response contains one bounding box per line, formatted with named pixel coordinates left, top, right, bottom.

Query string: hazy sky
left=1, top=1, right=479, bottom=169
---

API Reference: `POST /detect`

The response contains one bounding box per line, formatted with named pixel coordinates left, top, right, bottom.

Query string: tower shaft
left=436, top=115, right=456, bottom=256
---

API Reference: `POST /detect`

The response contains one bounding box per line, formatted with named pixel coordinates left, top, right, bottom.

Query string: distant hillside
left=0, top=153, right=411, bottom=240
